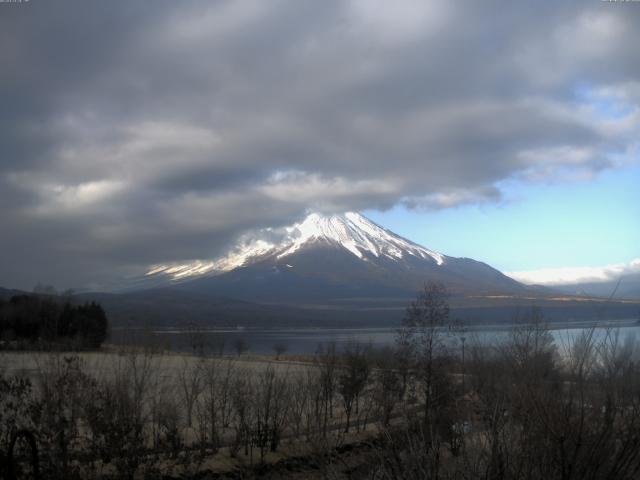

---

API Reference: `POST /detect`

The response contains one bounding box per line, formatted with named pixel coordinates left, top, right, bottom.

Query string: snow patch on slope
left=146, top=239, right=276, bottom=279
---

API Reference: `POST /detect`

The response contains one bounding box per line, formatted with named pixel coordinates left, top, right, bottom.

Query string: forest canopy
left=0, top=294, right=108, bottom=348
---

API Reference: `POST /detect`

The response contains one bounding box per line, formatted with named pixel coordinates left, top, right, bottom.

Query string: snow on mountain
left=145, top=212, right=445, bottom=282
left=145, top=239, right=276, bottom=280
left=277, top=212, right=444, bottom=264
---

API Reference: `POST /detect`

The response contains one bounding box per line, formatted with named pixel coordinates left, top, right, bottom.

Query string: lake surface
left=110, top=318, right=640, bottom=355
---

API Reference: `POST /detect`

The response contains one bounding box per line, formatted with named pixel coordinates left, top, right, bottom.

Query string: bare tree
left=33, top=354, right=94, bottom=479
left=272, top=342, right=288, bottom=360
left=338, top=341, right=371, bottom=433
left=399, top=283, right=454, bottom=432
left=315, top=342, right=339, bottom=437
left=253, top=365, right=290, bottom=461
left=178, top=357, right=203, bottom=428
left=83, top=351, right=158, bottom=480
left=183, top=320, right=205, bottom=356
left=234, top=338, right=249, bottom=357
left=229, top=367, right=253, bottom=458
left=209, top=333, right=226, bottom=357
left=196, top=358, right=236, bottom=453
left=303, top=368, right=324, bottom=441
left=288, top=372, right=311, bottom=439
left=372, top=350, right=403, bottom=427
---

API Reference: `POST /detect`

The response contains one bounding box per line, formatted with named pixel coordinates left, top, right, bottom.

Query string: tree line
left=0, top=294, right=109, bottom=349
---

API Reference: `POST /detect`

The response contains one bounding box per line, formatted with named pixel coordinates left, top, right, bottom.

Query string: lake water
left=111, top=318, right=640, bottom=355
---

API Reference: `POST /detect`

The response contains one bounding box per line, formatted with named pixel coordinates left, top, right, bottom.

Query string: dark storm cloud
left=1, top=0, right=639, bottom=289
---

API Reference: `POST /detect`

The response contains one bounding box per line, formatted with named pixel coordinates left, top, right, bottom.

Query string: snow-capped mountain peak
left=278, top=212, right=444, bottom=264
left=144, top=211, right=445, bottom=282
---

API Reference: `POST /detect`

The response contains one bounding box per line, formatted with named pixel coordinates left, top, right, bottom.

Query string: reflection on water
left=110, top=318, right=640, bottom=355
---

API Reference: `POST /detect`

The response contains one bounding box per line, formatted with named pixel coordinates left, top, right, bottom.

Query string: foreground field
left=1, top=345, right=402, bottom=479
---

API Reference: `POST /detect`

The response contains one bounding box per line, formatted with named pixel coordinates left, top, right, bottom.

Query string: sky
left=0, top=0, right=639, bottom=290
left=366, top=163, right=640, bottom=283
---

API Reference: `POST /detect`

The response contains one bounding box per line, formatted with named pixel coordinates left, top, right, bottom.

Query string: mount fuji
left=66, top=212, right=640, bottom=327
left=137, top=212, right=525, bottom=303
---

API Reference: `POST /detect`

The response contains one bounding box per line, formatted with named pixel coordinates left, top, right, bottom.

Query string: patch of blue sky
left=364, top=164, right=640, bottom=272
left=574, top=84, right=636, bottom=120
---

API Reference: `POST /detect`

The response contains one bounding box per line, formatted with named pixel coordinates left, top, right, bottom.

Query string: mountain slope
left=142, top=212, right=526, bottom=303
left=556, top=273, right=640, bottom=300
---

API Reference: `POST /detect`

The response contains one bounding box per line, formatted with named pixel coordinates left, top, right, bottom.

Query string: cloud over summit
left=1, top=0, right=639, bottom=288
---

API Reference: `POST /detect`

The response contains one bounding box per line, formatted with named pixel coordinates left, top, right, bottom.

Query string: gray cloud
left=1, top=0, right=639, bottom=289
